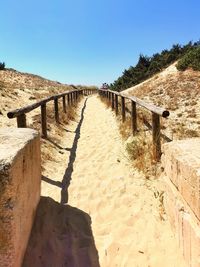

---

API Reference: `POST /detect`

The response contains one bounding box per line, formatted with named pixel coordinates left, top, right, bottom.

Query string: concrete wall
left=162, top=139, right=200, bottom=267
left=0, top=128, right=41, bottom=267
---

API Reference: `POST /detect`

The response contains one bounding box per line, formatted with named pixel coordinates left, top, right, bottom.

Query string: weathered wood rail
left=98, top=89, right=170, bottom=161
left=7, top=88, right=95, bottom=138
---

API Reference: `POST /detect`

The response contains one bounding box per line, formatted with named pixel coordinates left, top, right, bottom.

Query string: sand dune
left=24, top=95, right=186, bottom=267
left=123, top=63, right=200, bottom=140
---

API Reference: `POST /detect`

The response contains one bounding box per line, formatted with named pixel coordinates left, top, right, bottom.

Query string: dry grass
left=118, top=117, right=132, bottom=139
left=27, top=96, right=83, bottom=170
left=40, top=95, right=84, bottom=171
left=0, top=69, right=71, bottom=92
left=173, top=122, right=200, bottom=138
left=30, top=96, right=82, bottom=132
left=125, top=131, right=157, bottom=177
left=98, top=95, right=111, bottom=109
left=99, top=94, right=161, bottom=176
left=116, top=111, right=158, bottom=176
left=186, top=108, right=197, bottom=118
left=153, top=190, right=166, bottom=221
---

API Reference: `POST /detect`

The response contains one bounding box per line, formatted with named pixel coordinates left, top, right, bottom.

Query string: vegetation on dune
left=0, top=62, right=5, bottom=70
left=177, top=46, right=200, bottom=71
left=110, top=41, right=200, bottom=92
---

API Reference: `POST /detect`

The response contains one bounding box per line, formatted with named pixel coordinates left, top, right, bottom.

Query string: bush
left=176, top=47, right=200, bottom=71
left=0, top=62, right=5, bottom=70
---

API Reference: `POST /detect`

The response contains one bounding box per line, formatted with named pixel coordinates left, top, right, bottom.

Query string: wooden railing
left=98, top=89, right=170, bottom=161
left=7, top=88, right=95, bottom=138
left=7, top=87, right=168, bottom=161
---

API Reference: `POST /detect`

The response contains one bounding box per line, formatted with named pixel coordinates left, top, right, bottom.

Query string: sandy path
left=64, top=96, right=186, bottom=267
left=25, top=95, right=186, bottom=267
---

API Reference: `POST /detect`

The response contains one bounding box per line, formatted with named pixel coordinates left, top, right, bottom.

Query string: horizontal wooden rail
left=7, top=88, right=96, bottom=137
left=8, top=90, right=79, bottom=119
left=99, top=89, right=169, bottom=118
left=122, top=94, right=169, bottom=118
left=98, top=88, right=170, bottom=161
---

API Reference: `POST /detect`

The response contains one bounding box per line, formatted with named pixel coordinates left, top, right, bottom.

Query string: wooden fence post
left=41, top=103, right=47, bottom=138
left=54, top=98, right=59, bottom=123
left=131, top=101, right=137, bottom=134
left=70, top=93, right=73, bottom=105
left=67, top=94, right=70, bottom=105
left=62, top=96, right=66, bottom=113
left=73, top=92, right=75, bottom=102
left=121, top=96, right=126, bottom=122
left=17, top=113, right=26, bottom=128
left=115, top=94, right=118, bottom=115
left=111, top=93, right=114, bottom=110
left=152, top=113, right=161, bottom=161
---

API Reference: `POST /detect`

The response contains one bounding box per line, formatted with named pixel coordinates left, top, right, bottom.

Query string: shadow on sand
left=23, top=197, right=100, bottom=267
left=46, top=137, right=71, bottom=151
left=60, top=98, right=88, bottom=204
left=41, top=175, right=62, bottom=188
left=41, top=98, right=87, bottom=204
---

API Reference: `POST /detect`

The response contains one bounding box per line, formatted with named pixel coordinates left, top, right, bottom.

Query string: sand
left=23, top=95, right=186, bottom=267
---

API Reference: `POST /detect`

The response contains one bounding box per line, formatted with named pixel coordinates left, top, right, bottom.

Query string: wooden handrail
left=7, top=88, right=96, bottom=137
left=7, top=90, right=80, bottom=119
left=98, top=88, right=170, bottom=161
left=121, top=94, right=169, bottom=118
left=99, top=89, right=169, bottom=118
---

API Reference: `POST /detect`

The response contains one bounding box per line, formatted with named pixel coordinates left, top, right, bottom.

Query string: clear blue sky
left=0, top=0, right=200, bottom=86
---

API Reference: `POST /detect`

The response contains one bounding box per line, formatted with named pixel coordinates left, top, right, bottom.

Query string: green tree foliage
left=176, top=46, right=200, bottom=71
left=0, top=62, right=5, bottom=70
left=110, top=42, right=195, bottom=92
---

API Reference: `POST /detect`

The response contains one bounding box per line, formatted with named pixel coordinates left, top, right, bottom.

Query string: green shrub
left=177, top=47, right=200, bottom=71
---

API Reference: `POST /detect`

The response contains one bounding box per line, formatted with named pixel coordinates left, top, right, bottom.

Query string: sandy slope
left=24, top=95, right=186, bottom=267
left=123, top=63, right=200, bottom=140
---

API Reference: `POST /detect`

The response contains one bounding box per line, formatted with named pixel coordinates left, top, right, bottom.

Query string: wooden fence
left=98, top=89, right=170, bottom=161
left=7, top=87, right=169, bottom=161
left=7, top=88, right=95, bottom=138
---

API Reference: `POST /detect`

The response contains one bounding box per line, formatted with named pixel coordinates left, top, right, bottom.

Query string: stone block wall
left=0, top=128, right=41, bottom=267
left=162, top=139, right=200, bottom=267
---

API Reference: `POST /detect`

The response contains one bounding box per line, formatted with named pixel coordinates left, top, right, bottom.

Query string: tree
left=109, top=41, right=197, bottom=92
left=0, top=62, right=5, bottom=70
